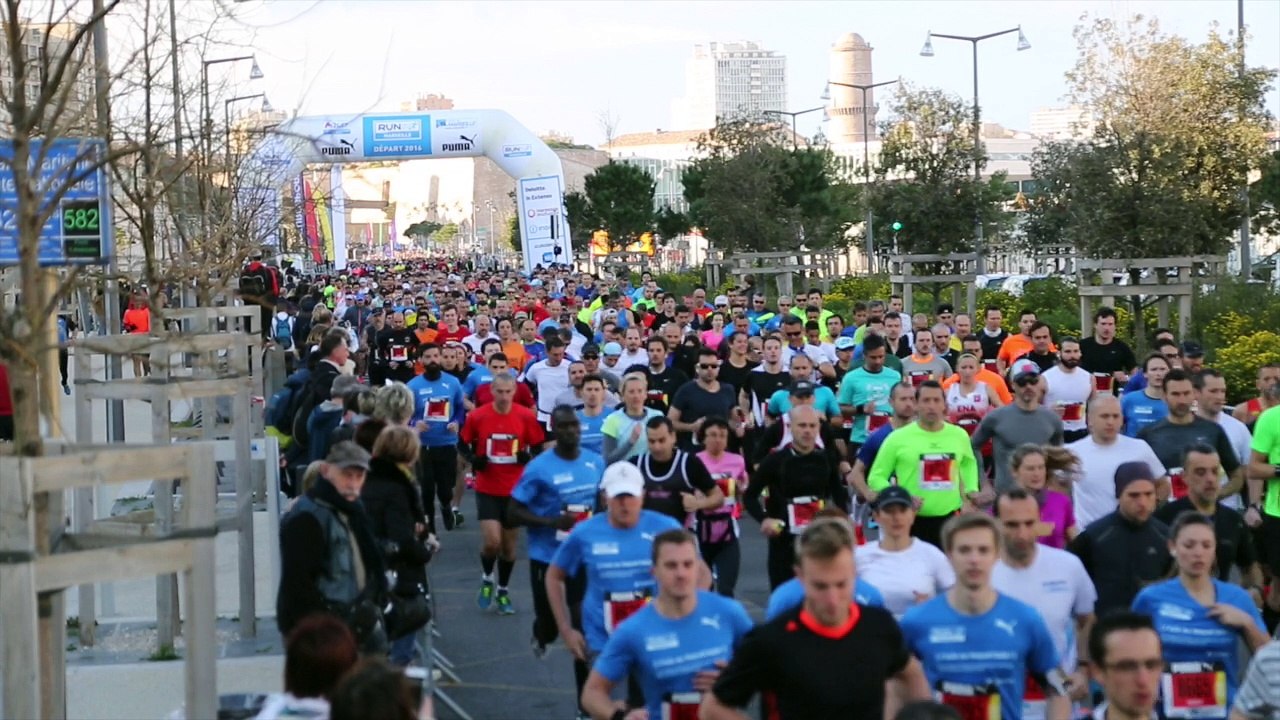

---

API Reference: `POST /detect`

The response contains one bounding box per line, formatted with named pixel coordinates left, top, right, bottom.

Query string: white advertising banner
left=517, top=175, right=567, bottom=271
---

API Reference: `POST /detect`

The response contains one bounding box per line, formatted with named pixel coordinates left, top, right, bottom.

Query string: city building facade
left=672, top=41, right=787, bottom=130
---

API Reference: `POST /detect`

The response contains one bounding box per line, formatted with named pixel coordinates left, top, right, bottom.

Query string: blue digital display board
left=0, top=138, right=111, bottom=266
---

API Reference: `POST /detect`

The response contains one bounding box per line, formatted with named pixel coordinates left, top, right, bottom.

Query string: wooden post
left=233, top=344, right=257, bottom=637
left=902, top=259, right=914, bottom=315
left=0, top=459, right=41, bottom=720
left=72, top=351, right=97, bottom=647
left=182, top=443, right=217, bottom=720
left=151, top=383, right=179, bottom=649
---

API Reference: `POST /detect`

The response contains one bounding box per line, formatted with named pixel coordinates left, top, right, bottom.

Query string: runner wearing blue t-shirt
left=900, top=513, right=1067, bottom=720
left=509, top=406, right=606, bottom=716
left=576, top=375, right=610, bottom=455
left=583, top=529, right=754, bottom=720
left=546, top=461, right=683, bottom=667
left=1122, top=354, right=1170, bottom=437
left=1130, top=513, right=1269, bottom=720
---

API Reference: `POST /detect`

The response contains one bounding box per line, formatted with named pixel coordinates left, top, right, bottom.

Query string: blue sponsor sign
left=362, top=114, right=432, bottom=158
left=0, top=138, right=112, bottom=266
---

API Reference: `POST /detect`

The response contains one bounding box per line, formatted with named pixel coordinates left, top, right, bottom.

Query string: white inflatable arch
left=240, top=109, right=572, bottom=273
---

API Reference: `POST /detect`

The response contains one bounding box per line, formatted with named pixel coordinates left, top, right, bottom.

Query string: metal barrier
left=408, top=562, right=473, bottom=720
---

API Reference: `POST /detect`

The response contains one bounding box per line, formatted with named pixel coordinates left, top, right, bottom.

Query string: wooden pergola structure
left=705, top=249, right=840, bottom=297
left=1076, top=256, right=1225, bottom=338
left=0, top=443, right=219, bottom=720
left=888, top=253, right=980, bottom=316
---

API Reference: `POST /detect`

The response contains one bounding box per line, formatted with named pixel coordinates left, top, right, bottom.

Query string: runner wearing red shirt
left=459, top=373, right=546, bottom=615
left=435, top=305, right=471, bottom=345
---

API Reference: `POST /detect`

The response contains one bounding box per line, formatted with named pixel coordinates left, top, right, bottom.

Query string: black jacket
left=745, top=445, right=850, bottom=531
left=1070, top=511, right=1171, bottom=616
left=276, top=478, right=386, bottom=636
left=361, top=457, right=432, bottom=590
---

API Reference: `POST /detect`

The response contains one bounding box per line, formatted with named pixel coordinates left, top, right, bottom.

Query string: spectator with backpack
left=272, top=302, right=297, bottom=367
left=240, top=249, right=282, bottom=341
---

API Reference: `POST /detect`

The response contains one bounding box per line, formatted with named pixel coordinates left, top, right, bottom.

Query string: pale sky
left=231, top=0, right=1280, bottom=145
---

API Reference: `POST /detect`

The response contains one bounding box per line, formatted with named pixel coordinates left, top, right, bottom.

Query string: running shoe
left=452, top=508, right=465, bottom=529
left=476, top=579, right=495, bottom=610
left=531, top=635, right=547, bottom=659
left=496, top=590, right=515, bottom=616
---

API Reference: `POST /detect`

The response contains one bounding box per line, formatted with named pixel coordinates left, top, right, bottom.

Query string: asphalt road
left=427, top=498, right=774, bottom=720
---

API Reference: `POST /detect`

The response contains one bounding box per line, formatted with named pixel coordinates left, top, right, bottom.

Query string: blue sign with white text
left=362, top=114, right=432, bottom=158
left=0, top=138, right=111, bottom=266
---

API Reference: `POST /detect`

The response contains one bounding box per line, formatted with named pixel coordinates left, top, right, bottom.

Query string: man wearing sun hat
left=971, top=358, right=1064, bottom=493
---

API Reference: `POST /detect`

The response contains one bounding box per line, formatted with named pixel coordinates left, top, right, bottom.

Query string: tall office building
left=671, top=41, right=787, bottom=130
left=0, top=23, right=95, bottom=130
left=825, top=33, right=876, bottom=145
left=1029, top=106, right=1094, bottom=141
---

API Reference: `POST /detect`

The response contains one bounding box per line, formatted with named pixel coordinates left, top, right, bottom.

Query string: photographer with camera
left=277, top=441, right=389, bottom=653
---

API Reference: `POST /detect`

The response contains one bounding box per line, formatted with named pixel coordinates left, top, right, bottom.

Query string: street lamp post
left=762, top=106, right=826, bottom=151
left=920, top=26, right=1030, bottom=273
left=199, top=55, right=262, bottom=238
left=485, top=200, right=496, bottom=262
left=823, top=78, right=899, bottom=271
left=223, top=94, right=271, bottom=179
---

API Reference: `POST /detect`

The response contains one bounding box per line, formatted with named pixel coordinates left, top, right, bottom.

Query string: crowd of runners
left=258, top=257, right=1280, bottom=720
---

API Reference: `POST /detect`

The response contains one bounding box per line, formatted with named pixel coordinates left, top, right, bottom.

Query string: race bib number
left=555, top=503, right=593, bottom=542
left=787, top=496, right=823, bottom=533
left=842, top=416, right=854, bottom=430
left=920, top=454, right=955, bottom=491
left=604, top=591, right=650, bottom=634
left=1022, top=674, right=1047, bottom=720
left=983, top=359, right=999, bottom=374
left=909, top=371, right=932, bottom=387
left=956, top=416, right=980, bottom=436
left=647, top=389, right=668, bottom=405
left=1059, top=402, right=1084, bottom=422
left=867, top=413, right=890, bottom=432
left=1168, top=467, right=1187, bottom=500
left=389, top=345, right=408, bottom=362
left=426, top=398, right=451, bottom=421
left=712, top=473, right=737, bottom=508
left=487, top=434, right=519, bottom=464
left=937, top=682, right=1001, bottom=720
left=1161, top=662, right=1227, bottom=719
left=1093, top=373, right=1113, bottom=393
left=662, top=692, right=702, bottom=720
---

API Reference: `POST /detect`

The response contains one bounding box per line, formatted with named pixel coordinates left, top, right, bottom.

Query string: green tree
left=681, top=118, right=861, bottom=254
left=1023, top=15, right=1275, bottom=259
left=402, top=219, right=442, bottom=240
left=1252, top=150, right=1280, bottom=239
left=506, top=214, right=522, bottom=253
left=434, top=223, right=460, bottom=245
left=564, top=161, right=657, bottom=251
left=866, top=85, right=1014, bottom=257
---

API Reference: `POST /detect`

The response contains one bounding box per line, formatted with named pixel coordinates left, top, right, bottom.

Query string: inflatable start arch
left=240, top=109, right=572, bottom=273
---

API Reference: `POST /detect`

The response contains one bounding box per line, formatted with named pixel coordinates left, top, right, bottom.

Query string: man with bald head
left=744, top=404, right=853, bottom=589
left=1067, top=394, right=1168, bottom=529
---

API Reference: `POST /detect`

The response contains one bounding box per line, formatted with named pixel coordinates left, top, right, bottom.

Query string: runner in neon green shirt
left=866, top=381, right=980, bottom=547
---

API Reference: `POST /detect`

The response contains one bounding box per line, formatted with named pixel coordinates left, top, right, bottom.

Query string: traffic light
left=891, top=221, right=903, bottom=232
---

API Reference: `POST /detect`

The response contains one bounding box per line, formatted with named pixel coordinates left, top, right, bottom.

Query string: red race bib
left=1168, top=467, right=1186, bottom=500
left=1092, top=372, right=1113, bottom=393
left=909, top=371, right=931, bottom=387
left=1161, top=662, right=1226, bottom=719
left=867, top=413, right=890, bottom=432
left=426, top=398, right=451, bottom=421
left=487, top=434, right=518, bottom=464
left=937, top=682, right=1000, bottom=720
left=983, top=359, right=999, bottom=373
left=1060, top=402, right=1084, bottom=422
left=604, top=591, right=650, bottom=633
left=786, top=496, right=824, bottom=533
left=555, top=504, right=593, bottom=542
left=662, top=693, right=702, bottom=720
left=920, top=454, right=955, bottom=490
left=389, top=345, right=408, bottom=362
